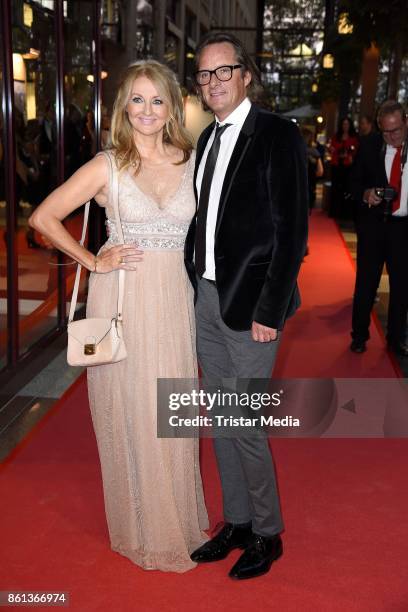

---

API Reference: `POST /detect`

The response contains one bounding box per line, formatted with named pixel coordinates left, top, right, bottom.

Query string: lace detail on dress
left=105, top=218, right=190, bottom=250
left=101, top=149, right=196, bottom=226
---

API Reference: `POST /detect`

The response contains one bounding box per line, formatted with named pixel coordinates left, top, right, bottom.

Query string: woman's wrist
left=85, top=254, right=98, bottom=273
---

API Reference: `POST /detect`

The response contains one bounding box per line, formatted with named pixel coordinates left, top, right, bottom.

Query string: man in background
left=350, top=100, right=408, bottom=356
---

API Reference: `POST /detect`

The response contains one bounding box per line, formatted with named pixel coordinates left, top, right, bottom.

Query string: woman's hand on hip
left=95, top=244, right=144, bottom=273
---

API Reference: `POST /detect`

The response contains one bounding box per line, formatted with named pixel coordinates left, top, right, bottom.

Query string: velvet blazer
left=184, top=103, right=309, bottom=331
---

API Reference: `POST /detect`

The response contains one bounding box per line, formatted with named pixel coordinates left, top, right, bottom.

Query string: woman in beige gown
left=29, top=60, right=208, bottom=572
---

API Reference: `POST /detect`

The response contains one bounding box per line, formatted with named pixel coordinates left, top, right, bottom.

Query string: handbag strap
left=68, top=151, right=125, bottom=323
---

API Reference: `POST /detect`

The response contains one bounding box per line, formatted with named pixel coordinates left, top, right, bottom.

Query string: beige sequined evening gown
left=86, top=150, right=208, bottom=572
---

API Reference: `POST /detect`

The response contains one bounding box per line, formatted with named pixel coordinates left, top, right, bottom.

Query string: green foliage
left=262, top=0, right=408, bottom=107
left=339, top=0, right=408, bottom=55
left=315, top=23, right=365, bottom=103
left=262, top=0, right=326, bottom=110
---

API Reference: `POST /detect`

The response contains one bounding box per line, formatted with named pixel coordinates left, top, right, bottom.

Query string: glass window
left=64, top=1, right=94, bottom=174
left=101, top=0, right=121, bottom=43
left=184, top=45, right=196, bottom=91
left=0, top=21, right=7, bottom=369
left=12, top=0, right=59, bottom=356
left=185, top=9, right=197, bottom=41
left=166, top=0, right=180, bottom=25
left=165, top=30, right=179, bottom=75
left=1, top=0, right=103, bottom=371
left=64, top=0, right=95, bottom=308
left=135, top=1, right=154, bottom=59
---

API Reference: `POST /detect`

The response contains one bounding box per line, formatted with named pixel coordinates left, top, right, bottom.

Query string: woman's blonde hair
left=110, top=60, right=192, bottom=173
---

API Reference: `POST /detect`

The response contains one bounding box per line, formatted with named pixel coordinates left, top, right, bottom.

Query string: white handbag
left=67, top=153, right=127, bottom=367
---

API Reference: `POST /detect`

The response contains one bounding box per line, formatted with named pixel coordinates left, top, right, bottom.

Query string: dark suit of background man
left=349, top=100, right=408, bottom=356
left=184, top=32, right=308, bottom=580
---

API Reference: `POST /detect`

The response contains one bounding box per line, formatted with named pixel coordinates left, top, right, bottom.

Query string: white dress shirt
left=196, top=97, right=252, bottom=279
left=385, top=144, right=408, bottom=217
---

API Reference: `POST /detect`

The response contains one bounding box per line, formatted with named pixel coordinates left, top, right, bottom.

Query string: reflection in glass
left=164, top=31, right=178, bottom=74
left=135, top=0, right=154, bottom=58
left=64, top=1, right=95, bottom=304
left=0, top=22, right=7, bottom=368
left=12, top=0, right=59, bottom=356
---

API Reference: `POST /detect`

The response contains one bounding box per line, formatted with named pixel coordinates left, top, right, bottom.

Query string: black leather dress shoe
left=387, top=341, right=408, bottom=357
left=228, top=534, right=283, bottom=580
left=350, top=340, right=367, bottom=353
left=190, top=522, right=252, bottom=563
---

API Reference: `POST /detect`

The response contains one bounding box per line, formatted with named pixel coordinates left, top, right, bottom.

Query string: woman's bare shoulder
left=85, top=152, right=111, bottom=207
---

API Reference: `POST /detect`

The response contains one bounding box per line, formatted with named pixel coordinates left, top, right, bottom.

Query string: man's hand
left=363, top=188, right=382, bottom=207
left=251, top=321, right=278, bottom=342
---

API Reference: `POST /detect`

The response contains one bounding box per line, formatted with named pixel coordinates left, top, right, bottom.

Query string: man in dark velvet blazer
left=185, top=32, right=308, bottom=580
left=349, top=100, right=408, bottom=356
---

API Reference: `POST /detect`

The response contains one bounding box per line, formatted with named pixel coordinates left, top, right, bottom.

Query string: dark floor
left=0, top=337, right=84, bottom=462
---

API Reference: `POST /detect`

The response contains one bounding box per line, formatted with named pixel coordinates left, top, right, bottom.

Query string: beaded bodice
left=103, top=150, right=196, bottom=251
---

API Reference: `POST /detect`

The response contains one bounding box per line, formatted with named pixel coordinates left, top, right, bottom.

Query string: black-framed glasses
left=194, top=64, right=242, bottom=86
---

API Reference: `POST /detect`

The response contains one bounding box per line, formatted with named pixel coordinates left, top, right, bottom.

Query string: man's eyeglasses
left=194, top=64, right=242, bottom=86
left=381, top=126, right=404, bottom=135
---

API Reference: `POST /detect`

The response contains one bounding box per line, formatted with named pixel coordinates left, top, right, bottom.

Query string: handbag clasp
left=84, top=343, right=96, bottom=355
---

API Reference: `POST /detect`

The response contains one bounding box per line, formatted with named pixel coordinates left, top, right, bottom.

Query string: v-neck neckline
left=126, top=158, right=190, bottom=210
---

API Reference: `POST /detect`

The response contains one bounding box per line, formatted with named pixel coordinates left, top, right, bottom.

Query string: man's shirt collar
left=215, top=97, right=251, bottom=128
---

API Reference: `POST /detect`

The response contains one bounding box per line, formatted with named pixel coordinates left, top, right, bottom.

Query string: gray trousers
left=196, top=277, right=284, bottom=537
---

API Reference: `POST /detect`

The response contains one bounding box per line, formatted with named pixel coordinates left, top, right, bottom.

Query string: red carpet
left=1, top=212, right=407, bottom=611
left=274, top=211, right=400, bottom=378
